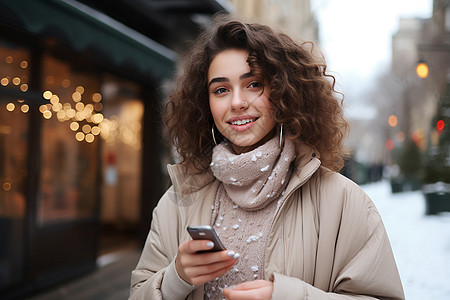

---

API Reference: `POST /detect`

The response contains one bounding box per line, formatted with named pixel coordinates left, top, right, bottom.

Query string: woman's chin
left=230, top=132, right=276, bottom=154
left=229, top=139, right=261, bottom=154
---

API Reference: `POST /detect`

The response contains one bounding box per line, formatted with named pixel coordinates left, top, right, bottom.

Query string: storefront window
left=36, top=54, right=102, bottom=226
left=0, top=40, right=30, bottom=93
left=0, top=41, right=29, bottom=287
left=100, top=75, right=143, bottom=229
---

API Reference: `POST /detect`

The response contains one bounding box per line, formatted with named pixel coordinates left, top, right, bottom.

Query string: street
left=362, top=180, right=450, bottom=299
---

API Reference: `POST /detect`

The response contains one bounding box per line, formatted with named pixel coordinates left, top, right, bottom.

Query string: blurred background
left=0, top=0, right=448, bottom=299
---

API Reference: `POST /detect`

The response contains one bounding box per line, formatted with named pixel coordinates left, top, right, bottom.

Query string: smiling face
left=208, top=49, right=277, bottom=154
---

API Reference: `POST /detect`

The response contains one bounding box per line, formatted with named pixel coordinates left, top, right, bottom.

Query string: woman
left=129, top=16, right=405, bottom=300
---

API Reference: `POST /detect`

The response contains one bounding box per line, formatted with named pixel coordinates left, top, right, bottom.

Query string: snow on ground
left=361, top=180, right=450, bottom=300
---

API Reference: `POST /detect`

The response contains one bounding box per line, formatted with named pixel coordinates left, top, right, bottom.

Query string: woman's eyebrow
left=208, top=72, right=255, bottom=87
left=239, top=72, right=254, bottom=80
left=208, top=77, right=228, bottom=87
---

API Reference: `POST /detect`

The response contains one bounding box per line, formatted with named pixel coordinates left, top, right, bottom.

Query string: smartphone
left=187, top=225, right=226, bottom=252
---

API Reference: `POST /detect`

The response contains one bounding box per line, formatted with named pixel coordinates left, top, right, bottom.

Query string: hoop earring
left=279, top=124, right=284, bottom=148
left=212, top=126, right=218, bottom=146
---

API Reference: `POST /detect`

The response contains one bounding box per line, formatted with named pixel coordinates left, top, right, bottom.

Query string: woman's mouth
left=227, top=117, right=259, bottom=132
left=229, top=118, right=258, bottom=125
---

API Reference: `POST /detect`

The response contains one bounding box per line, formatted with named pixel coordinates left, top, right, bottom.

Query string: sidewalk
left=25, top=247, right=141, bottom=300
left=363, top=180, right=450, bottom=299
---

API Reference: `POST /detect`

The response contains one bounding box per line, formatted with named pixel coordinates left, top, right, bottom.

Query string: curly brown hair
left=165, top=15, right=349, bottom=173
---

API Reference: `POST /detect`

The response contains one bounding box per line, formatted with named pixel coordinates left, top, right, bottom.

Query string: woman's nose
left=230, top=90, right=248, bottom=111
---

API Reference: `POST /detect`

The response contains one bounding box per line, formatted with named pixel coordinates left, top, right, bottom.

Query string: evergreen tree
left=399, top=139, right=423, bottom=181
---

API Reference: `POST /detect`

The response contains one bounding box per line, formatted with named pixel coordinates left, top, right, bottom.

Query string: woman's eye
left=212, top=87, right=228, bottom=94
left=248, top=81, right=263, bottom=89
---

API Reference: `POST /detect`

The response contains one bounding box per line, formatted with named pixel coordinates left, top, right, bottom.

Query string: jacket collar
left=167, top=163, right=215, bottom=196
left=284, top=141, right=321, bottom=196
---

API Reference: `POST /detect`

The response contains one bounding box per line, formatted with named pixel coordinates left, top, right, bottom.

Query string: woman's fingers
left=176, top=253, right=237, bottom=285
left=187, top=260, right=237, bottom=286
left=223, top=280, right=274, bottom=300
left=230, top=280, right=271, bottom=290
left=178, top=248, right=237, bottom=267
left=179, top=239, right=214, bottom=254
left=175, top=240, right=239, bottom=285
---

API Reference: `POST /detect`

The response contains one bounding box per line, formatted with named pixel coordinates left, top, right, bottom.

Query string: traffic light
left=437, top=119, right=445, bottom=132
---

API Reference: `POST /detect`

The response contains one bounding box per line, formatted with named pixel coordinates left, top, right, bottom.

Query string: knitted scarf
left=204, top=135, right=296, bottom=299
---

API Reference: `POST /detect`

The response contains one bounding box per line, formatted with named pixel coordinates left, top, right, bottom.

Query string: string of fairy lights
left=40, top=88, right=104, bottom=143
left=2, top=54, right=141, bottom=149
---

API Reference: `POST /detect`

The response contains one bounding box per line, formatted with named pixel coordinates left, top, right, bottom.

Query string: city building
left=229, top=0, right=319, bottom=43
left=0, top=0, right=228, bottom=298
left=391, top=0, right=450, bottom=152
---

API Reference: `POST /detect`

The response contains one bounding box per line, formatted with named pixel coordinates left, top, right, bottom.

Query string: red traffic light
left=437, top=120, right=445, bottom=131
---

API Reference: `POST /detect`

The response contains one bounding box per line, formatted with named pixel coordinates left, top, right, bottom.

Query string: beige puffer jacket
left=130, top=143, right=405, bottom=300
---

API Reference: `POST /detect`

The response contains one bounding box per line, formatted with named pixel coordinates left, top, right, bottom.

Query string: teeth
left=231, top=119, right=254, bottom=125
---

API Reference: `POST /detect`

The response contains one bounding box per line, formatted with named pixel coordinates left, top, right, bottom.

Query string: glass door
left=27, top=53, right=102, bottom=280
left=0, top=40, right=30, bottom=289
left=0, top=95, right=28, bottom=288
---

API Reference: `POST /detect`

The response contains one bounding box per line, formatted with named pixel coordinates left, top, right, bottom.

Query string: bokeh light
left=385, top=139, right=395, bottom=151
left=416, top=62, right=429, bottom=78
left=388, top=115, right=398, bottom=127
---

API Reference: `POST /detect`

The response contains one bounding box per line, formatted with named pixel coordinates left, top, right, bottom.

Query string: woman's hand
left=175, top=239, right=239, bottom=286
left=223, top=280, right=274, bottom=300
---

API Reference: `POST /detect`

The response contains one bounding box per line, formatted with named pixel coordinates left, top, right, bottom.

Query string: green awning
left=0, top=0, right=176, bottom=80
